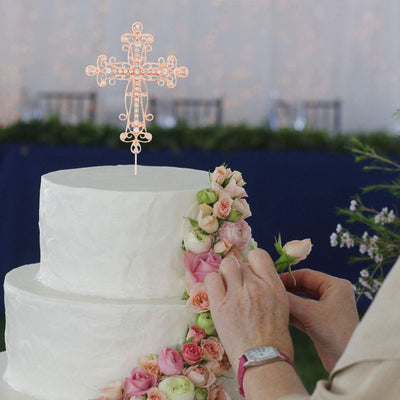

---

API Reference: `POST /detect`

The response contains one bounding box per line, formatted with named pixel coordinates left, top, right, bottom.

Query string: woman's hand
left=280, top=268, right=359, bottom=373
left=204, top=248, right=293, bottom=374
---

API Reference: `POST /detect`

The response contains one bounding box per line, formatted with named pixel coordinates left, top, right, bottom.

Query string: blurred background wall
left=1, top=0, right=400, bottom=132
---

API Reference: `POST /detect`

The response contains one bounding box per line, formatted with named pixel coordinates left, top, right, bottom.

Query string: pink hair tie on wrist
left=237, top=346, right=296, bottom=397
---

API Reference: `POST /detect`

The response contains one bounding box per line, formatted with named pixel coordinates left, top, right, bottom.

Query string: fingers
left=287, top=291, right=315, bottom=330
left=248, top=248, right=281, bottom=286
left=280, top=269, right=335, bottom=299
left=204, top=271, right=226, bottom=305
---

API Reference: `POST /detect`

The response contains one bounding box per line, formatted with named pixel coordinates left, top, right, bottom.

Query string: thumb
left=287, top=292, right=316, bottom=332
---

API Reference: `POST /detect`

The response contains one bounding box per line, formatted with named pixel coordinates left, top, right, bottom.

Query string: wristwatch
left=237, top=347, right=295, bottom=397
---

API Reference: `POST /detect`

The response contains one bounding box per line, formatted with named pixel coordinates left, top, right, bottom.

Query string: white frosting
left=37, top=165, right=209, bottom=299
left=4, top=264, right=195, bottom=400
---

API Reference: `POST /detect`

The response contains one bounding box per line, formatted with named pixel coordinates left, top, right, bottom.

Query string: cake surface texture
left=37, top=165, right=209, bottom=299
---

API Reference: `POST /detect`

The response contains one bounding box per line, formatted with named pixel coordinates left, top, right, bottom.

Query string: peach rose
left=187, top=282, right=210, bottom=313
left=213, top=196, right=233, bottom=219
left=231, top=170, right=246, bottom=186
left=213, top=239, right=232, bottom=256
left=201, top=337, right=224, bottom=362
left=283, top=239, right=312, bottom=264
left=139, top=356, right=162, bottom=378
left=97, top=381, right=123, bottom=400
left=220, top=178, right=247, bottom=199
left=208, top=383, right=231, bottom=400
left=231, top=198, right=252, bottom=220
left=197, top=203, right=219, bottom=234
left=147, top=387, right=168, bottom=400
left=184, top=365, right=216, bottom=388
left=211, top=166, right=232, bottom=185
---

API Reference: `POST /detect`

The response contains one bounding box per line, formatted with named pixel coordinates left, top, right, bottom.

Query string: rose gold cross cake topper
left=86, top=22, right=188, bottom=175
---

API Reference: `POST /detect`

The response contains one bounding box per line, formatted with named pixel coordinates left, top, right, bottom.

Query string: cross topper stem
left=86, top=22, right=188, bottom=175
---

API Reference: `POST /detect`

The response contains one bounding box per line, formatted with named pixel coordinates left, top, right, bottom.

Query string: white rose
left=184, top=228, right=212, bottom=254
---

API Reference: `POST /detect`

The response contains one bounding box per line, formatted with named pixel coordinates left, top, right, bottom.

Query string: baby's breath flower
left=340, top=232, right=354, bottom=248
left=360, top=269, right=369, bottom=278
left=330, top=232, right=338, bottom=247
left=359, top=244, right=367, bottom=254
left=374, top=207, right=396, bottom=225
left=349, top=200, right=357, bottom=211
left=374, top=254, right=383, bottom=263
left=336, top=224, right=343, bottom=234
left=364, top=292, right=373, bottom=300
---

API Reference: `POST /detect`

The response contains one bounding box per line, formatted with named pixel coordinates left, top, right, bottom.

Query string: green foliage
left=2, top=117, right=400, bottom=153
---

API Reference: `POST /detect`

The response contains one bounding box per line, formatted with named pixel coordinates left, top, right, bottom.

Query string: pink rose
left=283, top=239, right=313, bottom=264
left=201, top=337, right=224, bottom=362
left=157, top=347, right=184, bottom=376
left=197, top=203, right=219, bottom=234
left=213, top=196, right=233, bottom=219
left=231, top=198, right=252, bottom=220
left=219, top=221, right=252, bottom=250
left=208, top=383, right=231, bottom=400
left=181, top=342, right=203, bottom=365
left=184, top=251, right=222, bottom=288
left=147, top=387, right=168, bottom=400
left=213, top=239, right=232, bottom=256
left=186, top=325, right=206, bottom=343
left=187, top=282, right=210, bottom=313
left=96, top=381, right=123, bottom=400
left=184, top=365, right=216, bottom=388
left=231, top=170, right=246, bottom=186
left=205, top=354, right=231, bottom=377
left=124, top=367, right=157, bottom=397
left=211, top=166, right=232, bottom=185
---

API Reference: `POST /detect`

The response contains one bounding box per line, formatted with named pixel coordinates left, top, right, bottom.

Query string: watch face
left=244, top=347, right=281, bottom=367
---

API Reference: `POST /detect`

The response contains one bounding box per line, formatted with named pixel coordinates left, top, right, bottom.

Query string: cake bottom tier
left=3, top=264, right=196, bottom=400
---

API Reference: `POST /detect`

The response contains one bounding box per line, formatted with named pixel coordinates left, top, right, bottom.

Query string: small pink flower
left=213, top=196, right=233, bottom=219
left=181, top=342, right=203, bottom=365
left=184, top=365, right=216, bottom=388
left=96, top=381, right=123, bottom=400
left=184, top=251, right=222, bottom=288
left=219, top=220, right=252, bottom=250
left=157, top=347, right=184, bottom=376
left=213, top=239, right=232, bottom=256
left=186, top=325, right=207, bottom=343
left=208, top=383, right=231, bottom=400
left=124, top=367, right=157, bottom=397
left=221, top=178, right=247, bottom=199
left=231, top=198, right=252, bottom=220
left=187, top=282, right=210, bottom=313
left=201, top=337, right=224, bottom=362
left=205, top=354, right=231, bottom=377
left=283, top=239, right=312, bottom=264
left=211, top=166, right=232, bottom=185
left=147, top=387, right=168, bottom=400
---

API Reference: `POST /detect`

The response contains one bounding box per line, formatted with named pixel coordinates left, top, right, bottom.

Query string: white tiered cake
left=1, top=165, right=221, bottom=400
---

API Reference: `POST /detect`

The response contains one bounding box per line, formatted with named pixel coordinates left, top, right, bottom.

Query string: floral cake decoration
left=92, top=164, right=312, bottom=400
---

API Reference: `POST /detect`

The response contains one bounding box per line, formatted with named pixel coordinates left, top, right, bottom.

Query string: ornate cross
left=86, top=22, right=188, bottom=174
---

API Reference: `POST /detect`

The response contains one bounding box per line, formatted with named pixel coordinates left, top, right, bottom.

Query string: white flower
left=362, top=231, right=369, bottom=241
left=360, top=269, right=369, bottom=278
left=336, top=224, right=343, bottom=234
left=330, top=232, right=338, bottom=247
left=349, top=200, right=357, bottom=211
left=340, top=232, right=354, bottom=248
left=364, top=291, right=373, bottom=300
left=374, top=207, right=396, bottom=225
left=374, top=253, right=383, bottom=263
left=359, top=244, right=367, bottom=254
left=184, top=228, right=212, bottom=254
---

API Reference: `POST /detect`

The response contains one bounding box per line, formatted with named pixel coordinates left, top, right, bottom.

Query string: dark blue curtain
left=0, top=144, right=392, bottom=313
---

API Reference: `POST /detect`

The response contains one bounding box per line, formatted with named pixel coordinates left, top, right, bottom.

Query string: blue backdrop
left=0, top=144, right=392, bottom=313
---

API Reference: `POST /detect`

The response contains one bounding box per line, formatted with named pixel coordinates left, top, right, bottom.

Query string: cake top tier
left=43, top=165, right=208, bottom=192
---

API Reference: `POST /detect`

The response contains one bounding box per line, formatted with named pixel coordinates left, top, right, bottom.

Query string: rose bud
left=197, top=189, right=218, bottom=205
left=283, top=239, right=312, bottom=264
left=194, top=388, right=208, bottom=400
left=184, top=228, right=212, bottom=254
left=197, top=204, right=219, bottom=234
left=231, top=198, right=251, bottom=220
left=195, top=311, right=216, bottom=335
left=231, top=170, right=246, bottom=187
left=213, top=239, right=232, bottom=256
left=211, top=165, right=232, bottom=185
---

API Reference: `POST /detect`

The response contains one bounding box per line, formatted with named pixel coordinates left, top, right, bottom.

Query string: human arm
left=204, top=248, right=308, bottom=400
